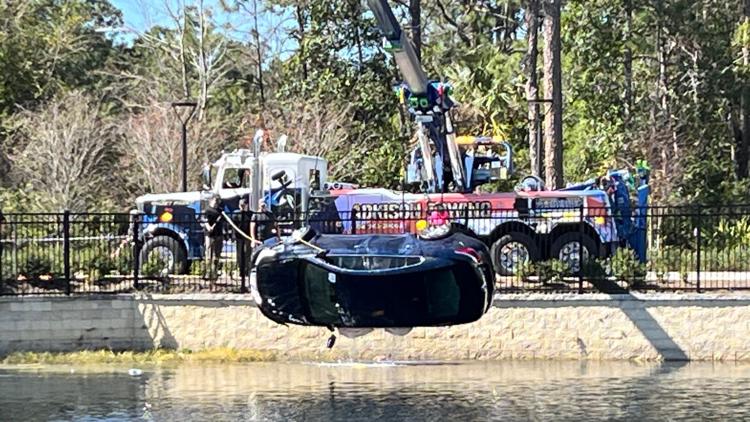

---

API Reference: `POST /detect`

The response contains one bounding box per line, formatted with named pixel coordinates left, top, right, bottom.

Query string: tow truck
left=303, top=0, right=651, bottom=276
left=133, top=0, right=649, bottom=277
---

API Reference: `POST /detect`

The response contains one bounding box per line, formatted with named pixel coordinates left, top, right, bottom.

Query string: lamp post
left=171, top=101, right=198, bottom=192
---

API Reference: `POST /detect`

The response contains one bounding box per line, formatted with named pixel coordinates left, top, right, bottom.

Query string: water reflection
left=1, top=361, right=750, bottom=421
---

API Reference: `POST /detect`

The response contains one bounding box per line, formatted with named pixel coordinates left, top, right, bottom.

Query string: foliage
left=17, top=248, right=60, bottom=280
left=0, top=1, right=121, bottom=118
left=649, top=245, right=750, bottom=275
left=189, top=260, right=204, bottom=277
left=707, top=217, right=750, bottom=249
left=521, top=259, right=572, bottom=284
left=2, top=0, right=750, bottom=210
left=7, top=90, right=119, bottom=211
left=611, top=248, right=647, bottom=288
left=1, top=254, right=13, bottom=282
left=141, top=254, right=168, bottom=278
left=74, top=254, right=117, bottom=282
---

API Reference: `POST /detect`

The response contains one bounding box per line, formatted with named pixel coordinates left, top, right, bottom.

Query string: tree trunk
left=296, top=4, right=308, bottom=80
left=542, top=0, right=563, bottom=189
left=623, top=0, right=633, bottom=127
left=253, top=0, right=265, bottom=108
left=197, top=0, right=208, bottom=122
left=409, top=0, right=422, bottom=62
left=739, top=0, right=750, bottom=179
left=525, top=0, right=541, bottom=177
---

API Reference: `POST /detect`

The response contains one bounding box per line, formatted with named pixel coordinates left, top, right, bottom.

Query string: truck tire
left=550, top=232, right=601, bottom=275
left=139, top=235, right=188, bottom=275
left=491, top=232, right=540, bottom=276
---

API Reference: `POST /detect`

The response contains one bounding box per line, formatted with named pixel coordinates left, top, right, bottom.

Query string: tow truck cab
left=133, top=149, right=328, bottom=274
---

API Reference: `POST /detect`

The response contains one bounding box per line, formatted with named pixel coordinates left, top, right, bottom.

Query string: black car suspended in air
left=250, top=223, right=494, bottom=330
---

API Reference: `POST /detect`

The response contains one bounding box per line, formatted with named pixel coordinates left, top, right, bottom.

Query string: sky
left=110, top=0, right=167, bottom=32
left=108, top=0, right=295, bottom=54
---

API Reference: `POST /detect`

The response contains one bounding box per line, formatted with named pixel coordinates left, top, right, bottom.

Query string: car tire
left=491, top=232, right=540, bottom=276
left=550, top=232, right=601, bottom=275
left=139, top=235, right=188, bottom=275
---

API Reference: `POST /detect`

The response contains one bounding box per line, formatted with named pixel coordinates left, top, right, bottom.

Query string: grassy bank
left=0, top=348, right=278, bottom=365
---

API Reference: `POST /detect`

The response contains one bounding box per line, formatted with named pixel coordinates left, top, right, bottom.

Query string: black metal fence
left=1, top=205, right=749, bottom=296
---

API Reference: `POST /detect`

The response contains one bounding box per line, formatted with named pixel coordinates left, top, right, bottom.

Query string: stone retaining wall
left=2, top=293, right=750, bottom=361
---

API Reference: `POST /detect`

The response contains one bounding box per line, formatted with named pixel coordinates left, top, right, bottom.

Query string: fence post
left=578, top=205, right=584, bottom=294
left=695, top=208, right=701, bottom=293
left=132, top=212, right=141, bottom=290
left=63, top=209, right=71, bottom=296
left=0, top=210, right=4, bottom=285
left=240, top=215, right=248, bottom=294
left=350, top=208, right=357, bottom=235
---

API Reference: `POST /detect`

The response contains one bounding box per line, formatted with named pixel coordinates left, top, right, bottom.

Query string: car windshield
left=300, top=261, right=477, bottom=326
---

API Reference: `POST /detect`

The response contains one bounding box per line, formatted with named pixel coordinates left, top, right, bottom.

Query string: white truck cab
left=134, top=131, right=329, bottom=274
left=201, top=149, right=328, bottom=211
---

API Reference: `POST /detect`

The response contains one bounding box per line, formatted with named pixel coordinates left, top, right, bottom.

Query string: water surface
left=1, top=360, right=748, bottom=421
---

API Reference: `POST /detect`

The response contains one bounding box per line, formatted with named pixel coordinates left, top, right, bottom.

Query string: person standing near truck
left=202, top=196, right=225, bottom=279
left=233, top=199, right=253, bottom=278
left=251, top=200, right=279, bottom=243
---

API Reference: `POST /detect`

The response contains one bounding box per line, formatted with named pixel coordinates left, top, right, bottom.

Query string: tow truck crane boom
left=367, top=0, right=428, bottom=95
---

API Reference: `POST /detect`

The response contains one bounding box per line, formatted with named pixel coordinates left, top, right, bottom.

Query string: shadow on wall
left=136, top=301, right=177, bottom=349
left=133, top=296, right=257, bottom=350
left=495, top=281, right=750, bottom=362
left=493, top=279, right=750, bottom=361
left=593, top=279, right=688, bottom=361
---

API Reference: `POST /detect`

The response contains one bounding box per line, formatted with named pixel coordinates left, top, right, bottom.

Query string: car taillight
left=455, top=246, right=482, bottom=264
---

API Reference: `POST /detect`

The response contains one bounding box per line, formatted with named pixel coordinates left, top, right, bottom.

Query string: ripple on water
left=1, top=361, right=750, bottom=421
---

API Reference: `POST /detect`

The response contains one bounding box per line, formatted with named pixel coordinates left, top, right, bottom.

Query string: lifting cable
left=220, top=211, right=326, bottom=254
left=221, top=211, right=261, bottom=245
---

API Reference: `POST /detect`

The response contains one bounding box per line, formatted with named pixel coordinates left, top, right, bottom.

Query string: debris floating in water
left=128, top=368, right=143, bottom=377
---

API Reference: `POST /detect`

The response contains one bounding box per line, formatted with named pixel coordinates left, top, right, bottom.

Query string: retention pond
left=1, top=360, right=748, bottom=421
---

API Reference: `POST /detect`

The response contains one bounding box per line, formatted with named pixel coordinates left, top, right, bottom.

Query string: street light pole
left=171, top=101, right=198, bottom=192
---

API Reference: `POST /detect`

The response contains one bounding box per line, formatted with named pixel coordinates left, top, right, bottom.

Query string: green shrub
left=224, top=260, right=238, bottom=277
left=141, top=254, right=167, bottom=278
left=189, top=260, right=204, bottom=276
left=705, top=216, right=750, bottom=249
left=1, top=255, right=14, bottom=282
left=18, top=249, right=60, bottom=280
left=611, top=248, right=647, bottom=288
left=113, top=252, right=133, bottom=275
left=534, top=260, right=572, bottom=284
left=648, top=248, right=692, bottom=282
left=516, top=261, right=536, bottom=282
left=86, top=255, right=118, bottom=281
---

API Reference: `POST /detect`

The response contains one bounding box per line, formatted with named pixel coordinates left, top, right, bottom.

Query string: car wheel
left=139, top=236, right=188, bottom=275
left=491, top=232, right=540, bottom=276
left=550, top=232, right=601, bottom=275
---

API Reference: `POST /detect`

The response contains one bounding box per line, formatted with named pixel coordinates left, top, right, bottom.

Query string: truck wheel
left=550, top=232, right=601, bottom=275
left=139, top=236, right=188, bottom=275
left=491, top=232, right=540, bottom=276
